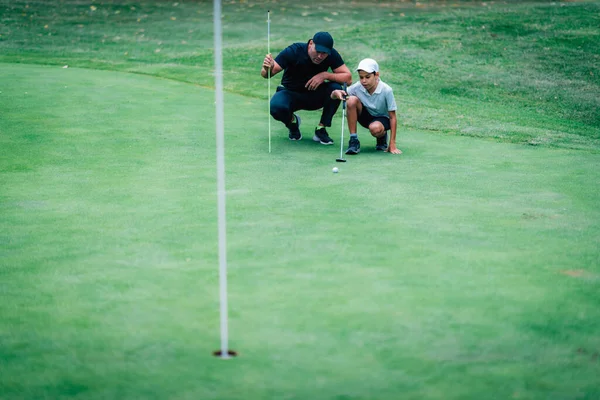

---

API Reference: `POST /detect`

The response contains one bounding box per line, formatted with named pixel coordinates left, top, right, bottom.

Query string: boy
left=331, top=58, right=402, bottom=154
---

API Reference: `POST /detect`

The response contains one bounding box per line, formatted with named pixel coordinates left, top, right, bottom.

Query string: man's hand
left=261, top=54, right=282, bottom=78
left=305, top=72, right=327, bottom=91
left=262, top=54, right=274, bottom=74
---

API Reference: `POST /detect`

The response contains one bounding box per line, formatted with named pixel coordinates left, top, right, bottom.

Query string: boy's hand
left=387, top=144, right=402, bottom=155
left=331, top=89, right=347, bottom=100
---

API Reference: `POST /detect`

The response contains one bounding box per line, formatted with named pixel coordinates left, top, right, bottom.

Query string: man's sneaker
left=288, top=114, right=302, bottom=141
left=375, top=132, right=388, bottom=151
left=345, top=137, right=361, bottom=155
left=312, top=127, right=334, bottom=145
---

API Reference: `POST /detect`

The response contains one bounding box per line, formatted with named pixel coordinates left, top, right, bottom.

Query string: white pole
left=213, top=0, right=230, bottom=359
left=267, top=10, right=271, bottom=153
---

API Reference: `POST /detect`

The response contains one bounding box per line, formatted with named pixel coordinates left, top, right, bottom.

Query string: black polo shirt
left=275, top=42, right=345, bottom=92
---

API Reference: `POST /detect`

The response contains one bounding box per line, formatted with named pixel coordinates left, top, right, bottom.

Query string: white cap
left=356, top=58, right=379, bottom=73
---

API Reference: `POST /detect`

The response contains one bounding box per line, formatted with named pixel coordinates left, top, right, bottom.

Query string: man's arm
left=305, top=64, right=352, bottom=90
left=261, top=53, right=283, bottom=78
left=329, top=64, right=353, bottom=85
left=387, top=110, right=402, bottom=154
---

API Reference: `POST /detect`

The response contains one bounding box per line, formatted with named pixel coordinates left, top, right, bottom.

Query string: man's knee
left=270, top=100, right=290, bottom=120
left=326, top=82, right=342, bottom=93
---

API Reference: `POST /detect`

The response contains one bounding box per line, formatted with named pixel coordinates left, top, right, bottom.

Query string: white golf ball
left=332, top=167, right=339, bottom=173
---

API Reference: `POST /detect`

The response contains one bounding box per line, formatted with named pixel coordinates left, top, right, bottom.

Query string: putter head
left=335, top=158, right=347, bottom=163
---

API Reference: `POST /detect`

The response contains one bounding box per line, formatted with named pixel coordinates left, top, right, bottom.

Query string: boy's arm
left=387, top=110, right=402, bottom=154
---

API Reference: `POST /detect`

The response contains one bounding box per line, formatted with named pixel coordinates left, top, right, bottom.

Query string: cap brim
left=315, top=44, right=331, bottom=54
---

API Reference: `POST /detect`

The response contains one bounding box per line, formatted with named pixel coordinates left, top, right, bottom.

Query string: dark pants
left=270, top=82, right=342, bottom=128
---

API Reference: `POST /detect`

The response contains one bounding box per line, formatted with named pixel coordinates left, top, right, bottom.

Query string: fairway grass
left=1, top=63, right=599, bottom=399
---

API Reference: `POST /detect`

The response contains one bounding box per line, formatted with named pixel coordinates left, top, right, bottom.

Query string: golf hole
left=213, top=350, right=238, bottom=358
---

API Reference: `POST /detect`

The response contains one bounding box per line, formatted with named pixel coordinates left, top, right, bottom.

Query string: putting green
left=1, top=63, right=599, bottom=400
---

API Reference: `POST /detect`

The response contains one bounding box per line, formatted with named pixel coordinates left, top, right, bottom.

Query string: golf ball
left=332, top=167, right=339, bottom=173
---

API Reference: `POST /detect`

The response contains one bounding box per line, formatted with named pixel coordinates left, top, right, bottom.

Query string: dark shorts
left=358, top=109, right=391, bottom=131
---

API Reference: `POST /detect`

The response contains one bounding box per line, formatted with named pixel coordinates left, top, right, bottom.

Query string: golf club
left=267, top=10, right=271, bottom=153
left=336, top=82, right=348, bottom=162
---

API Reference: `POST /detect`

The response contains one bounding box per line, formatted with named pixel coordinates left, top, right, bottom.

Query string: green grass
left=1, top=0, right=599, bottom=148
left=1, top=1, right=600, bottom=399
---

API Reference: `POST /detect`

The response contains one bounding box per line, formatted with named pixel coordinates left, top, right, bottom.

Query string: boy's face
left=307, top=41, right=329, bottom=64
left=358, top=70, right=379, bottom=91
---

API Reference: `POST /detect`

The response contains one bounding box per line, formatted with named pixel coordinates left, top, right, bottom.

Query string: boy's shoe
left=313, top=127, right=334, bottom=145
left=375, top=132, right=388, bottom=151
left=288, top=114, right=302, bottom=140
left=345, top=137, right=361, bottom=155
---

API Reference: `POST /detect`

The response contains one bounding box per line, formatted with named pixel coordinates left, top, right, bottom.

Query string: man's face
left=308, top=40, right=329, bottom=64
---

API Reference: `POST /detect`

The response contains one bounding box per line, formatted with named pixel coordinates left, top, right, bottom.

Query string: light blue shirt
left=347, top=80, right=397, bottom=118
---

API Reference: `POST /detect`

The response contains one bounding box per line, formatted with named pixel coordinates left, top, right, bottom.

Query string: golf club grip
left=342, top=82, right=347, bottom=110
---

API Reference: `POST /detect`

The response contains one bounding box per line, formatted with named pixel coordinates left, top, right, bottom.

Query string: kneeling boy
left=331, top=58, right=401, bottom=154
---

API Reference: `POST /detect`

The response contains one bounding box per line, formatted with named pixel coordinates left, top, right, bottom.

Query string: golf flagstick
left=336, top=82, right=348, bottom=162
left=212, top=0, right=236, bottom=360
left=267, top=10, right=271, bottom=153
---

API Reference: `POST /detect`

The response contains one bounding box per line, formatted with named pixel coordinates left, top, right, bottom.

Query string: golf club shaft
left=339, top=82, right=347, bottom=159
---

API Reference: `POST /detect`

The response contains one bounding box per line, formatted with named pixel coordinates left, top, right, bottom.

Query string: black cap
left=312, top=32, right=334, bottom=54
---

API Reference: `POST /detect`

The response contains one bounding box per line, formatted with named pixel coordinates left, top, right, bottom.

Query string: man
left=261, top=32, right=352, bottom=144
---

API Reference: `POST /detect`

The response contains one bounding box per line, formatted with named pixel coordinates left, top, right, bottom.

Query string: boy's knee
left=346, top=96, right=359, bottom=108
left=369, top=122, right=386, bottom=137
